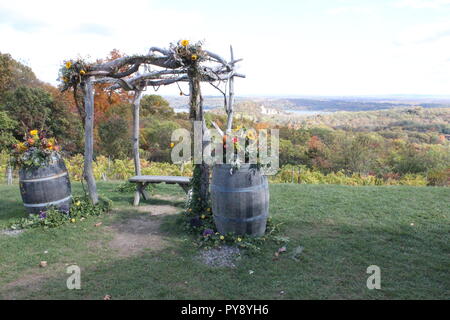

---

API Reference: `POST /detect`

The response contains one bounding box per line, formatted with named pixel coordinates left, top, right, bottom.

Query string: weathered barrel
left=19, top=157, right=72, bottom=214
left=211, top=164, right=269, bottom=237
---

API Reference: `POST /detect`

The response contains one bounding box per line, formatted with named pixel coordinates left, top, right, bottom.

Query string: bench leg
left=133, top=190, right=141, bottom=206
left=140, top=183, right=150, bottom=200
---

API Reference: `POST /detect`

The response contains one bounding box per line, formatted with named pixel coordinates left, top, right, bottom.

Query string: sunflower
left=181, top=39, right=189, bottom=47
left=80, top=70, right=86, bottom=75
left=246, top=130, right=257, bottom=140
left=191, top=54, right=198, bottom=61
left=29, top=129, right=38, bottom=136
left=65, top=61, right=72, bottom=69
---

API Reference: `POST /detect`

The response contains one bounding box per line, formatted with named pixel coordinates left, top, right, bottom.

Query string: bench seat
left=128, top=175, right=191, bottom=206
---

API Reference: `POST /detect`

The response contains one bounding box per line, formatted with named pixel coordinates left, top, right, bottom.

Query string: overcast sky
left=1, top=0, right=450, bottom=96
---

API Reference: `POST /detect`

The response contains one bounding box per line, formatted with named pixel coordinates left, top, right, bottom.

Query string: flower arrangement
left=11, top=129, right=61, bottom=169
left=58, top=58, right=89, bottom=89
left=219, top=126, right=262, bottom=170
left=170, top=39, right=207, bottom=66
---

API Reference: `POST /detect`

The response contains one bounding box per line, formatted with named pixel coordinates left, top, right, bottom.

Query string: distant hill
left=284, top=98, right=450, bottom=112
left=163, top=95, right=450, bottom=113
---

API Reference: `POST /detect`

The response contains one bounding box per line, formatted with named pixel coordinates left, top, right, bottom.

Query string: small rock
left=39, top=261, right=48, bottom=268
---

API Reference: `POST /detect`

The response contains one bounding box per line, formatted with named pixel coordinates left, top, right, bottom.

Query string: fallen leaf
left=103, top=295, right=112, bottom=300
left=39, top=261, right=47, bottom=268
left=95, top=222, right=102, bottom=227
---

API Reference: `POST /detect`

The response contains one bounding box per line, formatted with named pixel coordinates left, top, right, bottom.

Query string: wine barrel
left=19, top=157, right=72, bottom=214
left=211, top=164, right=269, bottom=237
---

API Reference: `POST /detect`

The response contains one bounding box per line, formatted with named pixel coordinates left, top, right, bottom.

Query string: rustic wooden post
left=6, top=165, right=12, bottom=185
left=226, top=45, right=235, bottom=133
left=188, top=66, right=210, bottom=204
left=81, top=77, right=98, bottom=204
left=131, top=89, right=149, bottom=205
left=132, top=89, right=142, bottom=176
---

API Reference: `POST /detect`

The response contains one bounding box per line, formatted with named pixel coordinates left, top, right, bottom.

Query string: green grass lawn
left=0, top=181, right=449, bottom=299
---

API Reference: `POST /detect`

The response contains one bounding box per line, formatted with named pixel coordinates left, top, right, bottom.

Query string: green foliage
left=98, top=115, right=132, bottom=159
left=9, top=196, right=112, bottom=230
left=0, top=111, right=17, bottom=152
left=2, top=86, right=53, bottom=136
left=0, top=52, right=39, bottom=101
left=141, top=118, right=181, bottom=162
left=140, top=94, right=173, bottom=117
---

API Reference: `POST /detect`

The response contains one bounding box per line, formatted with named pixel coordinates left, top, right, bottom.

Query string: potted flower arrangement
left=11, top=130, right=72, bottom=214
left=210, top=127, right=270, bottom=237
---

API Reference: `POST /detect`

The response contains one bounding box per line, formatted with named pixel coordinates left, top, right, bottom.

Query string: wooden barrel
left=211, top=164, right=269, bottom=237
left=19, top=157, right=72, bottom=214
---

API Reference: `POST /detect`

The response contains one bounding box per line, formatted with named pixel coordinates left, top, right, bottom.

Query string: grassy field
left=0, top=181, right=449, bottom=299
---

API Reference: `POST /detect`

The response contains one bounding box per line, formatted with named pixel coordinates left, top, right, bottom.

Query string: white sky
left=1, top=0, right=450, bottom=96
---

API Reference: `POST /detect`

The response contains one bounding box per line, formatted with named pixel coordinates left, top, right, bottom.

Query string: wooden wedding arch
left=61, top=41, right=244, bottom=204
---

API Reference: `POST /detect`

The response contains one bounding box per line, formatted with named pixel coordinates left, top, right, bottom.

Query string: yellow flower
left=206, top=208, right=211, bottom=212
left=70, top=218, right=76, bottom=223
left=17, top=142, right=27, bottom=151
left=75, top=201, right=81, bottom=206
left=170, top=142, right=175, bottom=148
left=29, top=129, right=38, bottom=136
left=237, top=237, right=242, bottom=242
left=65, top=61, right=72, bottom=69
left=200, top=214, right=206, bottom=219
left=191, top=54, right=198, bottom=61
left=181, top=40, right=189, bottom=47
left=246, top=129, right=257, bottom=140
left=80, top=70, right=86, bottom=75
left=220, top=235, right=225, bottom=240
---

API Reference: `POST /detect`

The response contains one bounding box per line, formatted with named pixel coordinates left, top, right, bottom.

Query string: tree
left=98, top=115, right=132, bottom=159
left=0, top=52, right=40, bottom=101
left=140, top=94, right=173, bottom=117
left=2, top=86, right=53, bottom=137
left=0, top=111, right=17, bottom=152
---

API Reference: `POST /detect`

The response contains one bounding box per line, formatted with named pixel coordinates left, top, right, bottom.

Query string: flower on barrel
left=11, top=130, right=61, bottom=169
left=219, top=126, right=261, bottom=168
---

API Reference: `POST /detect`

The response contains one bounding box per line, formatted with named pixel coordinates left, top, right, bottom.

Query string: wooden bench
left=128, top=175, right=191, bottom=206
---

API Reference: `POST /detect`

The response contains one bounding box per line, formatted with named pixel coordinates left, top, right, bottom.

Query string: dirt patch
left=134, top=204, right=180, bottom=215
left=0, top=229, right=24, bottom=237
left=197, top=246, right=241, bottom=268
left=0, top=263, right=66, bottom=300
left=108, top=215, right=171, bottom=257
left=153, top=194, right=186, bottom=202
